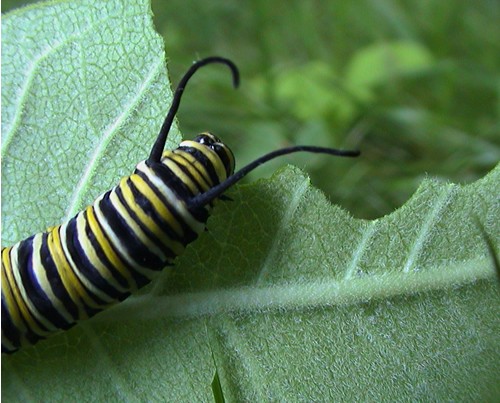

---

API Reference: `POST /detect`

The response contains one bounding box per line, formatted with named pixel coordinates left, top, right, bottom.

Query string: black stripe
left=98, top=191, right=165, bottom=272
left=83, top=209, right=137, bottom=296
left=133, top=169, right=201, bottom=244
left=213, top=144, right=234, bottom=177
left=3, top=242, right=57, bottom=349
left=115, top=186, right=177, bottom=261
left=168, top=152, right=208, bottom=194
left=145, top=163, right=210, bottom=228
left=177, top=146, right=220, bottom=187
left=54, top=226, right=110, bottom=309
left=119, top=175, right=185, bottom=243
left=16, top=236, right=72, bottom=330
left=65, top=216, right=127, bottom=301
left=40, top=232, right=101, bottom=319
left=39, top=233, right=78, bottom=320
left=86, top=200, right=151, bottom=288
left=2, top=277, right=22, bottom=352
left=144, top=160, right=197, bottom=200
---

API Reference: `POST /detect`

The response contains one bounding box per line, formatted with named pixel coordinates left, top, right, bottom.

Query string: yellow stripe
left=120, top=178, right=184, bottom=256
left=168, top=150, right=213, bottom=190
left=162, top=156, right=209, bottom=195
left=120, top=177, right=175, bottom=247
left=161, top=157, right=203, bottom=194
left=2, top=248, right=25, bottom=335
left=128, top=174, right=184, bottom=238
left=182, top=141, right=227, bottom=183
left=109, top=190, right=167, bottom=260
left=47, top=226, right=99, bottom=316
left=167, top=149, right=214, bottom=187
left=31, top=234, right=74, bottom=323
left=59, top=223, right=115, bottom=305
left=170, top=152, right=212, bottom=191
left=75, top=212, right=128, bottom=293
left=85, top=206, right=137, bottom=289
left=221, top=146, right=235, bottom=175
left=2, top=246, right=45, bottom=335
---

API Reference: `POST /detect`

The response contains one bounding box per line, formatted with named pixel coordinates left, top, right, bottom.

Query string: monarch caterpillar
left=1, top=56, right=360, bottom=354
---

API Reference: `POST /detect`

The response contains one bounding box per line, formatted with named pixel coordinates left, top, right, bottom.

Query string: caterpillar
left=1, top=56, right=360, bottom=354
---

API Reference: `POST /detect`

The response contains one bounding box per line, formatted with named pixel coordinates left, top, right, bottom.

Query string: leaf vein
left=255, top=177, right=309, bottom=284
left=345, top=220, right=378, bottom=279
left=403, top=184, right=455, bottom=272
left=1, top=16, right=112, bottom=158
left=64, top=57, right=165, bottom=219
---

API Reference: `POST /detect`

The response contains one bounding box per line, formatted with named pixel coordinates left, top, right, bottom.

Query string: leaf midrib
left=95, top=255, right=493, bottom=323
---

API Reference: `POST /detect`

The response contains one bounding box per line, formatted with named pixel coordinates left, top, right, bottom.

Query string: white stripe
left=109, top=190, right=167, bottom=261
left=59, top=221, right=115, bottom=305
left=31, top=233, right=74, bottom=324
left=10, top=240, right=56, bottom=334
left=178, top=140, right=227, bottom=182
left=137, top=161, right=205, bottom=234
left=93, top=193, right=159, bottom=280
left=76, top=209, right=131, bottom=293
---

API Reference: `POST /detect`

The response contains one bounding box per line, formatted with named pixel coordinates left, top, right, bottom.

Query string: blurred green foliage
left=2, top=0, right=499, bottom=218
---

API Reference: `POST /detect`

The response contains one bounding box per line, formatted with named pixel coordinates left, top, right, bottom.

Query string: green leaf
left=1, top=0, right=179, bottom=246
left=2, top=1, right=500, bottom=402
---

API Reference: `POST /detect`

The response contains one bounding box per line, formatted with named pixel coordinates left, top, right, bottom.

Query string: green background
left=3, top=0, right=498, bottom=219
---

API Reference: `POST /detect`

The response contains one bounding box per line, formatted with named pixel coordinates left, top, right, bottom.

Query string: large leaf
left=2, top=1, right=499, bottom=402
left=1, top=0, right=178, bottom=246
